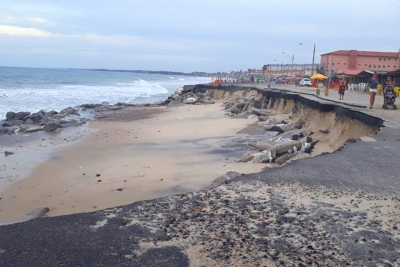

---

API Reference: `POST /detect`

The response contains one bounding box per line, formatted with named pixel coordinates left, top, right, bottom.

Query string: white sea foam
left=0, top=79, right=169, bottom=119
left=0, top=68, right=211, bottom=120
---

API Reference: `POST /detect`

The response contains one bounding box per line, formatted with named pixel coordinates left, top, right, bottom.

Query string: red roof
left=321, top=50, right=399, bottom=58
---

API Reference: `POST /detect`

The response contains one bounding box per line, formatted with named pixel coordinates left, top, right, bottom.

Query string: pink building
left=320, top=50, right=400, bottom=75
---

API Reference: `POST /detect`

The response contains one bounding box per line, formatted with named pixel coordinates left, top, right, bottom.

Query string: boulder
left=253, top=150, right=273, bottom=163
left=266, top=124, right=295, bottom=133
left=59, top=107, right=80, bottom=116
left=258, top=116, right=267, bottom=122
left=19, top=124, right=42, bottom=133
left=274, top=152, right=299, bottom=165
left=81, top=104, right=97, bottom=109
left=251, top=108, right=274, bottom=117
left=45, top=110, right=58, bottom=116
left=183, top=97, right=197, bottom=104
left=27, top=207, right=50, bottom=219
left=201, top=171, right=240, bottom=191
left=248, top=141, right=273, bottom=151
left=170, top=94, right=180, bottom=101
left=6, top=111, right=16, bottom=121
left=271, top=140, right=303, bottom=157
left=42, top=122, right=58, bottom=132
left=8, top=112, right=31, bottom=121
left=109, top=106, right=123, bottom=110
left=26, top=113, right=43, bottom=124
left=247, top=115, right=258, bottom=120
left=230, top=108, right=242, bottom=114
left=25, top=119, right=34, bottom=125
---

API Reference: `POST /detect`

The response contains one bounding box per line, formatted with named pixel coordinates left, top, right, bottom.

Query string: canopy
left=310, top=74, right=328, bottom=80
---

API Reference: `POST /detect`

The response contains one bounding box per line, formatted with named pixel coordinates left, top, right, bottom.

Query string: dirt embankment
left=203, top=86, right=380, bottom=155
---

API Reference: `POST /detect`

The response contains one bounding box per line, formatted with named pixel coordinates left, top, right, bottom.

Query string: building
left=320, top=50, right=400, bottom=76
left=263, top=64, right=316, bottom=77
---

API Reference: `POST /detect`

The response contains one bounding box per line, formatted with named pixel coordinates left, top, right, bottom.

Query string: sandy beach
left=0, top=101, right=263, bottom=221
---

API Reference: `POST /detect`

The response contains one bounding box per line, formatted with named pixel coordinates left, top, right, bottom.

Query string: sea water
left=0, top=66, right=210, bottom=120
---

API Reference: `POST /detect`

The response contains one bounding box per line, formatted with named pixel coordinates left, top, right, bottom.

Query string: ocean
left=0, top=66, right=210, bottom=120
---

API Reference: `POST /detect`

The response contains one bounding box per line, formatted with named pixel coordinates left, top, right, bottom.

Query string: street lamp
left=299, top=43, right=316, bottom=76
left=283, top=52, right=294, bottom=77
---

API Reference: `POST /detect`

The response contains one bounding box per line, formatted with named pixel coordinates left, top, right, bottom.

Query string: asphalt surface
left=1, top=86, right=400, bottom=266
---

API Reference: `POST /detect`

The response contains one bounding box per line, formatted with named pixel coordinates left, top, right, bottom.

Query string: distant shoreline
left=89, top=68, right=215, bottom=77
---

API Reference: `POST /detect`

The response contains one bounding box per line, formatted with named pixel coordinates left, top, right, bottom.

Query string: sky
left=0, top=0, right=399, bottom=72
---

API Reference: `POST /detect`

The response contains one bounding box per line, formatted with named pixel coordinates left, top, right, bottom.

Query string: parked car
left=299, top=78, right=311, bottom=87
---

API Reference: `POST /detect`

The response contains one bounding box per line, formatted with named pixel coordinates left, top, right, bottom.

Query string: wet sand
left=0, top=102, right=263, bottom=221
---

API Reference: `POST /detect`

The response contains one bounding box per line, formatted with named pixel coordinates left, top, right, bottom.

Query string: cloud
left=0, top=25, right=52, bottom=36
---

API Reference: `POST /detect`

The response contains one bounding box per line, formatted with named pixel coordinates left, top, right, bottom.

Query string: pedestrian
left=338, top=76, right=346, bottom=100
left=256, top=77, right=260, bottom=84
left=250, top=76, right=254, bottom=85
left=368, top=72, right=379, bottom=109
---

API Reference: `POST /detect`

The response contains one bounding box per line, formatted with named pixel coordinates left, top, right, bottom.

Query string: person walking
left=250, top=76, right=254, bottom=85
left=338, top=76, right=346, bottom=100
left=368, top=72, right=379, bottom=109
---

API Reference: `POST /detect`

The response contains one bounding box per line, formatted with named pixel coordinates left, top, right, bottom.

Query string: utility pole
left=311, top=44, right=316, bottom=76
left=291, top=54, right=294, bottom=77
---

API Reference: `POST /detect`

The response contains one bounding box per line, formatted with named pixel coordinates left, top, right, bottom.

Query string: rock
left=45, top=110, right=58, bottom=116
left=247, top=115, right=258, bottom=120
left=272, top=140, right=303, bottom=156
left=251, top=108, right=274, bottom=116
left=274, top=152, right=299, bottom=165
left=97, top=180, right=101, bottom=182
left=242, top=103, right=250, bottom=112
left=8, top=111, right=31, bottom=121
left=306, top=136, right=313, bottom=143
left=170, top=94, right=180, bottom=101
left=25, top=119, right=34, bottom=125
left=258, top=116, right=267, bottom=122
left=27, top=207, right=50, bottom=219
left=230, top=108, right=242, bottom=114
left=109, top=106, right=123, bottom=110
left=267, top=124, right=295, bottom=133
left=183, top=97, right=197, bottom=104
left=253, top=150, right=273, bottom=163
left=6, top=111, right=16, bottom=121
left=81, top=104, right=97, bottom=109
left=42, top=122, right=58, bottom=132
left=248, top=141, right=273, bottom=151
left=96, top=174, right=101, bottom=177
left=201, top=171, right=237, bottom=191
left=237, top=154, right=255, bottom=163
left=319, top=129, right=330, bottom=134
left=101, top=102, right=109, bottom=106
left=4, top=151, right=14, bottom=156
left=59, top=107, right=80, bottom=116
left=19, top=124, right=42, bottom=133
left=0, top=127, right=9, bottom=134
left=117, top=188, right=123, bottom=191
